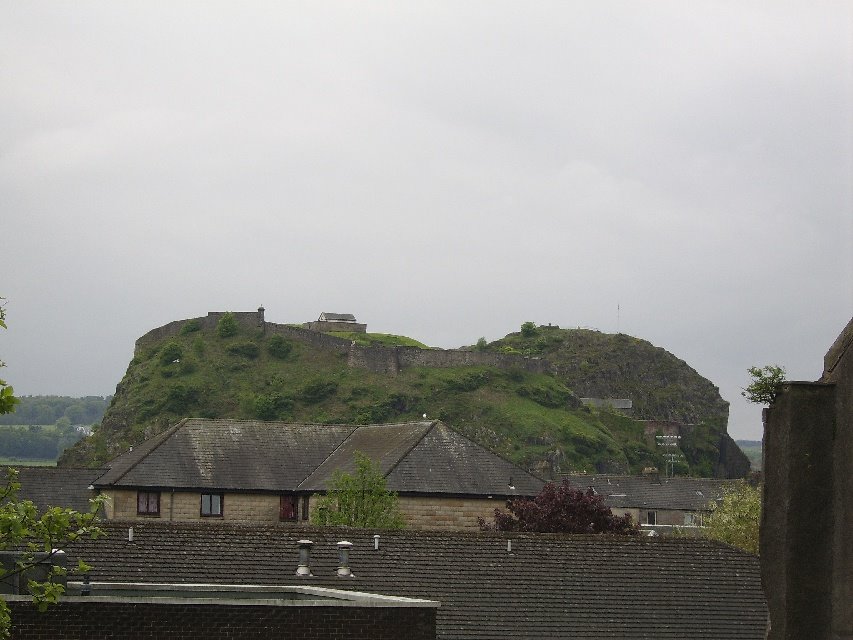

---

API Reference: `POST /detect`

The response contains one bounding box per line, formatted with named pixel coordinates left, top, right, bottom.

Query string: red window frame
left=280, top=495, right=297, bottom=521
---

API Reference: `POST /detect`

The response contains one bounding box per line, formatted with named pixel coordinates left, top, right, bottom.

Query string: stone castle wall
left=133, top=311, right=553, bottom=376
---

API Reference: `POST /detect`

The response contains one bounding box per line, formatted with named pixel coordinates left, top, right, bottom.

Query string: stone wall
left=761, top=316, right=852, bottom=640
left=397, top=496, right=509, bottom=531
left=132, top=311, right=553, bottom=376
left=103, top=489, right=520, bottom=531
left=8, top=597, right=436, bottom=640
left=304, top=321, right=367, bottom=334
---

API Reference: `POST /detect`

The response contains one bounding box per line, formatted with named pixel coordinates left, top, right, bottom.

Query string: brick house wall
left=102, top=489, right=513, bottom=530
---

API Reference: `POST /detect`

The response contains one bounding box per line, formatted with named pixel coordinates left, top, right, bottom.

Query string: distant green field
left=736, top=440, right=762, bottom=471
left=0, top=458, right=56, bottom=467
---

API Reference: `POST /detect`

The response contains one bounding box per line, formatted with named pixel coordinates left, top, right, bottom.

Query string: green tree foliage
left=480, top=479, right=637, bottom=534
left=520, top=321, right=538, bottom=338
left=702, top=481, right=761, bottom=555
left=0, top=300, right=104, bottom=636
left=159, top=341, right=183, bottom=366
left=313, top=452, right=405, bottom=529
left=0, top=302, right=19, bottom=417
left=742, top=365, right=786, bottom=405
left=267, top=335, right=293, bottom=359
left=226, top=342, right=260, bottom=359
left=475, top=337, right=488, bottom=351
left=0, top=469, right=104, bottom=637
left=0, top=396, right=110, bottom=427
left=216, top=311, right=238, bottom=338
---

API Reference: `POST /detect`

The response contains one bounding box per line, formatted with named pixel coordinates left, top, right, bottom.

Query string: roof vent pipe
left=128, top=527, right=134, bottom=543
left=336, top=541, right=355, bottom=577
left=296, top=540, right=314, bottom=577
left=373, top=535, right=380, bottom=551
left=507, top=539, right=512, bottom=553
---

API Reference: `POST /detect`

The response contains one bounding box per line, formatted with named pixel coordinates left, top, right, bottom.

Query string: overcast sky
left=2, top=2, right=851, bottom=440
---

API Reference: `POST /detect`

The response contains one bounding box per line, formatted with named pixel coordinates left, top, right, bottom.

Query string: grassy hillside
left=59, top=320, right=738, bottom=478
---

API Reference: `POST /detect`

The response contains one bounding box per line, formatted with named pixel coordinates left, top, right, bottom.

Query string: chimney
left=336, top=541, right=355, bottom=577
left=296, top=540, right=313, bottom=577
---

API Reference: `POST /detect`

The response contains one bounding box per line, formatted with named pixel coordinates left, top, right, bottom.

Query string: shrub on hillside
left=253, top=392, right=293, bottom=420
left=300, top=380, right=338, bottom=404
left=267, top=335, right=293, bottom=359
left=217, top=312, right=238, bottom=338
left=159, top=341, right=183, bottom=366
left=180, top=319, right=201, bottom=335
left=227, top=341, right=260, bottom=359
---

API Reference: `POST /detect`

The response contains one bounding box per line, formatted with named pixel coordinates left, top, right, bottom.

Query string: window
left=280, top=495, right=297, bottom=521
left=201, top=493, right=223, bottom=517
left=301, top=496, right=310, bottom=521
left=684, top=512, right=702, bottom=526
left=646, top=511, right=657, bottom=525
left=137, top=491, right=160, bottom=516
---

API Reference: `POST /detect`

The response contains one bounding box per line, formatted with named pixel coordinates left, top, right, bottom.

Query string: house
left=93, top=419, right=544, bottom=530
left=60, top=521, right=769, bottom=639
left=563, top=472, right=731, bottom=531
left=0, top=466, right=105, bottom=514
left=303, top=312, right=367, bottom=333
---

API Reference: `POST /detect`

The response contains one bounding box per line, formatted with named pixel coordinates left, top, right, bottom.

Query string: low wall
left=8, top=597, right=436, bottom=640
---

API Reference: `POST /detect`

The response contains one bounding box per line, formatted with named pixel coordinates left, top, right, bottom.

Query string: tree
left=312, top=452, right=405, bottom=529
left=216, top=311, right=238, bottom=338
left=520, top=321, right=537, bottom=338
left=479, top=479, right=637, bottom=534
left=742, top=365, right=786, bottom=405
left=475, top=337, right=488, bottom=352
left=0, top=299, right=103, bottom=637
left=0, top=301, right=19, bottom=417
left=702, top=481, right=761, bottom=555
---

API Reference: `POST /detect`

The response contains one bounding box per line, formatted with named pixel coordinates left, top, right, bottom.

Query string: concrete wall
left=761, top=317, right=852, bottom=640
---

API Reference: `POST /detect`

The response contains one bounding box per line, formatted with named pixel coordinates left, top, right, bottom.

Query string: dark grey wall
left=761, top=317, right=852, bottom=640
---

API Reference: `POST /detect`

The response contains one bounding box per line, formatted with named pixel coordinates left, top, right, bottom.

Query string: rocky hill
left=59, top=313, right=748, bottom=478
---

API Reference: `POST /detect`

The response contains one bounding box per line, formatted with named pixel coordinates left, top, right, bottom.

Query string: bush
left=520, top=321, right=538, bottom=338
left=300, top=380, right=338, bottom=404
left=180, top=319, right=201, bottom=335
left=516, top=383, right=573, bottom=408
left=475, top=337, right=488, bottom=351
left=227, top=342, right=260, bottom=359
left=217, top=312, right=238, bottom=338
left=163, top=384, right=199, bottom=413
left=159, top=341, right=183, bottom=366
left=253, top=393, right=293, bottom=420
left=267, top=335, right=293, bottom=359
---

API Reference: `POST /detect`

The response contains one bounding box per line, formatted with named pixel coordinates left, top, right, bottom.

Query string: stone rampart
left=303, top=321, right=367, bottom=334
left=133, top=311, right=553, bottom=376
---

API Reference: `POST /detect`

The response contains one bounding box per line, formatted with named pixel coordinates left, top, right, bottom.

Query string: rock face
left=60, top=314, right=744, bottom=480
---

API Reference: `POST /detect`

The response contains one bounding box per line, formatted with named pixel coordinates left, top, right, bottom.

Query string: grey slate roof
left=565, top=474, right=731, bottom=511
left=95, top=419, right=543, bottom=497
left=95, top=419, right=356, bottom=491
left=319, top=312, right=357, bottom=322
left=0, top=466, right=106, bottom=513
left=65, top=521, right=768, bottom=640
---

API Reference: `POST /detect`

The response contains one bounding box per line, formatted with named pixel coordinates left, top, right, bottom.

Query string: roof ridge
left=101, top=418, right=189, bottom=485
left=295, top=423, right=360, bottom=490
left=381, top=420, right=439, bottom=479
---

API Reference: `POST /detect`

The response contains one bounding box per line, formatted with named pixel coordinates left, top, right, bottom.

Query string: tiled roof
left=66, top=521, right=767, bottom=640
left=564, top=474, right=731, bottom=511
left=384, top=422, right=544, bottom=496
left=1, top=466, right=106, bottom=513
left=95, top=419, right=543, bottom=498
left=319, top=313, right=357, bottom=322
left=300, top=421, right=434, bottom=489
left=94, top=419, right=356, bottom=491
